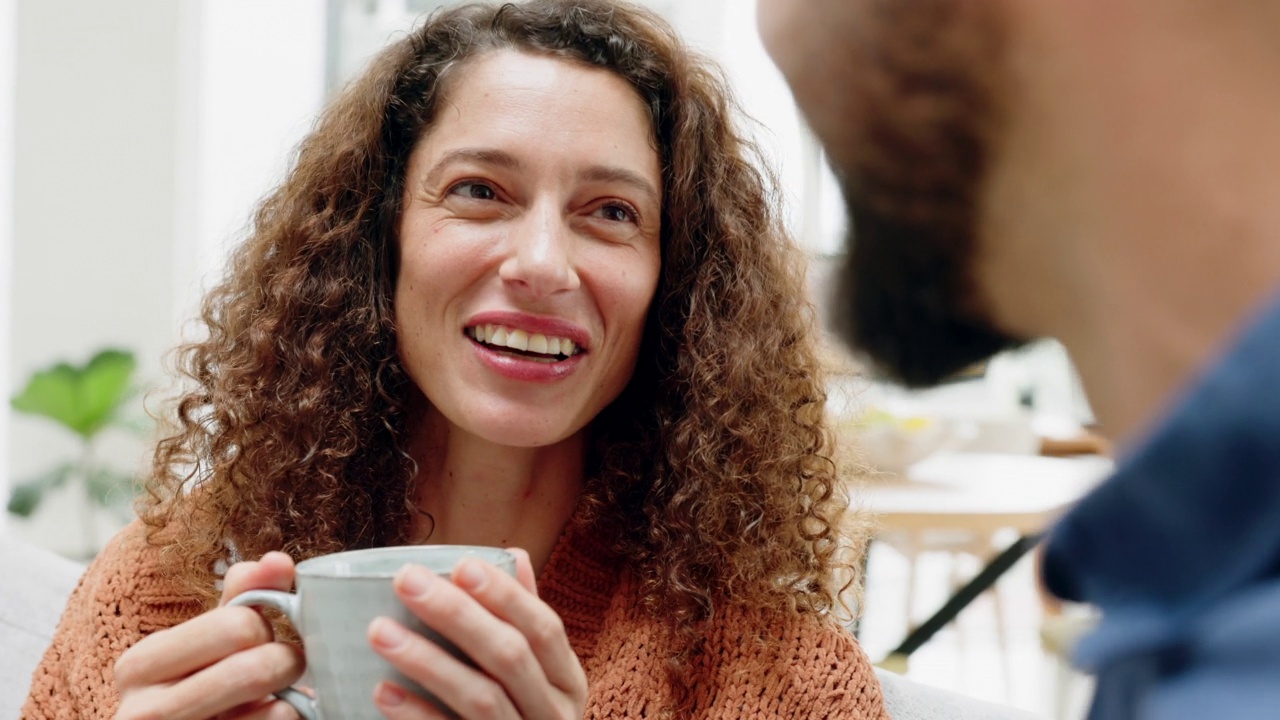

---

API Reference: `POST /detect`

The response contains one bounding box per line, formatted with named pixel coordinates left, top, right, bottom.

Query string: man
left=758, top=1, right=1280, bottom=717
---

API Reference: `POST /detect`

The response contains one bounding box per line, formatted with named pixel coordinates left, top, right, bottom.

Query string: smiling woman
left=23, top=2, right=888, bottom=719
left=395, top=51, right=662, bottom=454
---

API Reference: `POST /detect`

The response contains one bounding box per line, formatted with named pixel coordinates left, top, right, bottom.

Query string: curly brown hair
left=143, top=0, right=863, bottom=671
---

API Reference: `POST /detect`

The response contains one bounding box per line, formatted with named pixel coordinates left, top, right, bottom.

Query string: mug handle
left=227, top=590, right=318, bottom=720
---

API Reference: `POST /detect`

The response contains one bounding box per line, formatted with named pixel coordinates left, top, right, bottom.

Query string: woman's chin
left=465, top=417, right=584, bottom=450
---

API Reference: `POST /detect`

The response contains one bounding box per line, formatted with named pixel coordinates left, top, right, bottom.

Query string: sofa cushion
left=0, top=531, right=84, bottom=720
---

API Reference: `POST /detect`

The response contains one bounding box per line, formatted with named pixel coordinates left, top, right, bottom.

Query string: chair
left=1034, top=544, right=1099, bottom=720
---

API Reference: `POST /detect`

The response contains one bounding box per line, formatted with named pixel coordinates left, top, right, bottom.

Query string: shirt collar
left=1044, top=292, right=1280, bottom=611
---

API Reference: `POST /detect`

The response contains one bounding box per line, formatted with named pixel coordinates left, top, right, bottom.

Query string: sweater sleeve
left=772, top=619, right=891, bottom=720
left=20, top=521, right=203, bottom=720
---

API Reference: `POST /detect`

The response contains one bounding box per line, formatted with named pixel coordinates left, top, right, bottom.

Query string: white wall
left=0, top=0, right=14, bottom=533
left=8, top=0, right=184, bottom=554
left=700, top=0, right=846, bottom=256
left=7, top=0, right=326, bottom=554
left=629, top=1, right=844, bottom=255
left=175, top=0, right=327, bottom=329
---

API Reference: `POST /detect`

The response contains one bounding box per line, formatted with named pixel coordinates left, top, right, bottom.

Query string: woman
left=24, top=1, right=887, bottom=718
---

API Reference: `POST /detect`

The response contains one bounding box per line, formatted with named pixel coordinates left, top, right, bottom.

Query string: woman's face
left=395, top=50, right=663, bottom=448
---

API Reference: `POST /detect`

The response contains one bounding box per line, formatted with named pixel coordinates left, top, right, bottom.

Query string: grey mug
left=228, top=545, right=516, bottom=720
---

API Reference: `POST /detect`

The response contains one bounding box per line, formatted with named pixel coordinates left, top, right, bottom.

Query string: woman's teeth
left=468, top=324, right=579, bottom=360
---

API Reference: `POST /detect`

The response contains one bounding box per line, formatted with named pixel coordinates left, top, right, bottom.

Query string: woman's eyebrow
left=579, top=165, right=660, bottom=207
left=422, top=147, right=522, bottom=189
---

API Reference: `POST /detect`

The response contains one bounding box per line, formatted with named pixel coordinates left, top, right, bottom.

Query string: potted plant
left=6, top=348, right=148, bottom=557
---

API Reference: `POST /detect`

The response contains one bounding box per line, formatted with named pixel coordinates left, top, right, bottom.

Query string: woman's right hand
left=114, top=552, right=306, bottom=720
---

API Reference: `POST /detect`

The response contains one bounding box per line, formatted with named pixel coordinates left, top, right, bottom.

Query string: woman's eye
left=449, top=182, right=496, bottom=201
left=593, top=203, right=637, bottom=224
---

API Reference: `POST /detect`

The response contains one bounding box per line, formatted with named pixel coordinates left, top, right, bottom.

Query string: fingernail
left=375, top=681, right=407, bottom=706
left=369, top=617, right=408, bottom=649
left=454, top=559, right=486, bottom=591
left=397, top=564, right=433, bottom=599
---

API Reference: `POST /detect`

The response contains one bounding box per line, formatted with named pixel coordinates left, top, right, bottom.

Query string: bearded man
left=759, top=1, right=1280, bottom=717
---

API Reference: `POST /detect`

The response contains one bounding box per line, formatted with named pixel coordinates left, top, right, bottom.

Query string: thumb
left=219, top=551, right=297, bottom=606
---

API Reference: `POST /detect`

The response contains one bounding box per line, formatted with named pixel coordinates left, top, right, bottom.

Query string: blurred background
left=0, top=1, right=1097, bottom=715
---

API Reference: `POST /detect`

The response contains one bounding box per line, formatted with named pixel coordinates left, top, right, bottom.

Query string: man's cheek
left=755, top=0, right=797, bottom=66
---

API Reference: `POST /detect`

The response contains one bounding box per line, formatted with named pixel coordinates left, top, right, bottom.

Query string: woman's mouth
left=466, top=324, right=582, bottom=364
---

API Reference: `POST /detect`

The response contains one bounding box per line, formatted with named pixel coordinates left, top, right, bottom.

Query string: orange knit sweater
left=23, top=520, right=888, bottom=719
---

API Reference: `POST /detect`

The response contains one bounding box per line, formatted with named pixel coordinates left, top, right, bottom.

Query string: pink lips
left=464, top=311, right=589, bottom=383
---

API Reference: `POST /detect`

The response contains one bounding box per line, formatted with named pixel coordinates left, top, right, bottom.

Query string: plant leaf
left=11, top=349, right=136, bottom=438
left=10, top=363, right=81, bottom=432
left=6, top=484, right=44, bottom=516
left=78, top=349, right=137, bottom=437
left=4, top=463, right=73, bottom=517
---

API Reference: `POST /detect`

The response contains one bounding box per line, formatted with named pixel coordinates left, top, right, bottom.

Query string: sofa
left=1, top=530, right=84, bottom=720
left=0, top=530, right=1042, bottom=719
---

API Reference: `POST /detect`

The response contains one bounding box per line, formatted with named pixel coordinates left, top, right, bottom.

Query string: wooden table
left=856, top=452, right=1113, bottom=669
left=860, top=452, right=1112, bottom=533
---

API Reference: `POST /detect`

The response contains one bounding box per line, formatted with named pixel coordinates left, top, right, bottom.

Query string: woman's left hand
left=367, top=548, right=587, bottom=719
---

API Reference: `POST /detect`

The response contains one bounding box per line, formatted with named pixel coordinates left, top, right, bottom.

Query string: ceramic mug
left=228, top=545, right=517, bottom=720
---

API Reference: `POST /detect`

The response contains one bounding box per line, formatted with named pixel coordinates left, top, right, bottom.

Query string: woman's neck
left=408, top=411, right=587, bottom=575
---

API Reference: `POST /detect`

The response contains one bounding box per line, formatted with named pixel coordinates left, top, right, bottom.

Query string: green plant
left=6, top=349, right=147, bottom=537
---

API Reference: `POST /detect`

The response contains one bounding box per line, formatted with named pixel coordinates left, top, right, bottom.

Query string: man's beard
left=822, top=0, right=1027, bottom=387
left=832, top=180, right=1025, bottom=388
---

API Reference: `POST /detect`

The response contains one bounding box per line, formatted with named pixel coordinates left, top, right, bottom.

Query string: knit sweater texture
left=23, top=519, right=888, bottom=719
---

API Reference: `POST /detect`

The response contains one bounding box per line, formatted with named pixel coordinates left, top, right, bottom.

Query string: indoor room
left=12, top=1, right=1269, bottom=717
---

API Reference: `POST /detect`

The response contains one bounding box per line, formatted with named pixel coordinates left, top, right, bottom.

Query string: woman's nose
left=498, top=205, right=581, bottom=298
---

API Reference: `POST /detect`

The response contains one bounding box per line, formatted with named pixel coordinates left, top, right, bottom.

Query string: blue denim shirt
left=1043, top=294, right=1280, bottom=719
